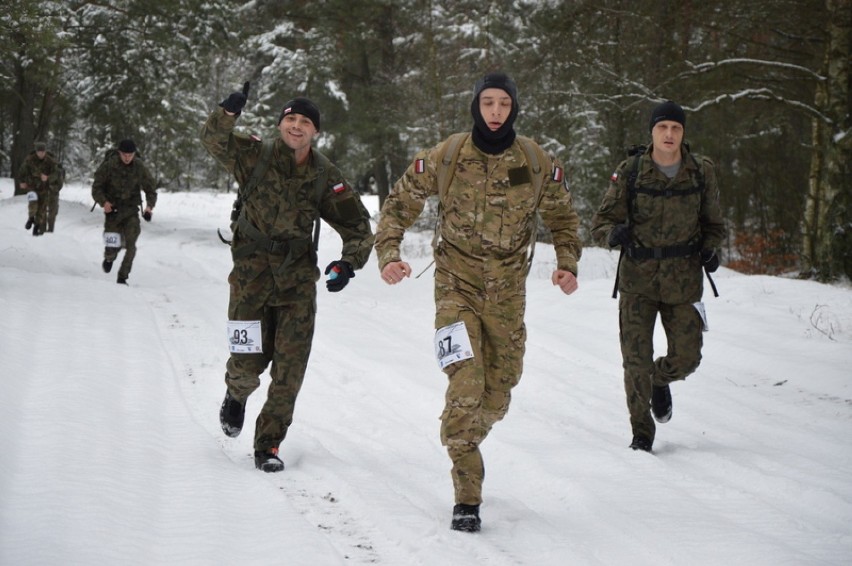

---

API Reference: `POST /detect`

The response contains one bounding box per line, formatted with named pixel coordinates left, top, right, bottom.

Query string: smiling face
left=651, top=120, right=684, bottom=163
left=278, top=113, right=317, bottom=156
left=478, top=87, right=513, bottom=132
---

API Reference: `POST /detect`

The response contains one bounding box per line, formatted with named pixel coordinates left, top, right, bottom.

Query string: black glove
left=324, top=260, right=355, bottom=292
left=701, top=249, right=720, bottom=273
left=142, top=210, right=152, bottom=222
left=608, top=223, right=631, bottom=248
left=219, top=81, right=250, bottom=115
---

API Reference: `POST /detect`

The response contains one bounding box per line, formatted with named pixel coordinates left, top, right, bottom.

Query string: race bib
left=434, top=321, right=474, bottom=369
left=693, top=302, right=709, bottom=332
left=27, top=191, right=38, bottom=202
left=103, top=232, right=123, bottom=248
left=227, top=320, right=263, bottom=353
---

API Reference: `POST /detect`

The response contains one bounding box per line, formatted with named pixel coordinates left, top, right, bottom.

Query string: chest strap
left=232, top=215, right=313, bottom=273
left=626, top=241, right=701, bottom=260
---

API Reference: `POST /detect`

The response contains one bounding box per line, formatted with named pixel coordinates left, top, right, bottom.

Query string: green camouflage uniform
left=18, top=151, right=61, bottom=232
left=200, top=108, right=374, bottom=454
left=591, top=145, right=726, bottom=443
left=375, top=135, right=581, bottom=505
left=92, top=153, right=157, bottom=281
left=45, top=163, right=65, bottom=232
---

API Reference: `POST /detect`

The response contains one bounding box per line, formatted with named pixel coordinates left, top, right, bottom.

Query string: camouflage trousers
left=618, top=291, right=703, bottom=442
left=436, top=279, right=526, bottom=506
left=45, top=188, right=60, bottom=232
left=225, top=279, right=316, bottom=453
left=27, top=187, right=49, bottom=229
left=103, top=212, right=141, bottom=281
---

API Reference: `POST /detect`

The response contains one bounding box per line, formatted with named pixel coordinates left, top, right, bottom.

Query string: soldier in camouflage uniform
left=591, top=101, right=726, bottom=453
left=17, top=141, right=62, bottom=236
left=375, top=73, right=581, bottom=532
left=201, top=83, right=374, bottom=473
left=92, top=139, right=157, bottom=285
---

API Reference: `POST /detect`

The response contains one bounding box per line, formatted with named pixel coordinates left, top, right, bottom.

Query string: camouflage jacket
left=18, top=151, right=62, bottom=193
left=91, top=153, right=157, bottom=219
left=591, top=144, right=726, bottom=302
left=376, top=134, right=581, bottom=296
left=199, top=108, right=374, bottom=292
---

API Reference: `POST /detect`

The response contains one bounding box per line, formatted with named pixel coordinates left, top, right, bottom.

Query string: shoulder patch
left=610, top=171, right=619, bottom=182
left=551, top=165, right=564, bottom=183
left=414, top=158, right=425, bottom=174
left=332, top=182, right=346, bottom=194
left=250, top=134, right=262, bottom=142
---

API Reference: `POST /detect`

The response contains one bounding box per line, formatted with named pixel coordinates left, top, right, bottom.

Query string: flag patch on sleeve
left=332, top=182, right=346, bottom=193
left=552, top=166, right=564, bottom=183
left=610, top=171, right=619, bottom=182
left=415, top=159, right=425, bottom=174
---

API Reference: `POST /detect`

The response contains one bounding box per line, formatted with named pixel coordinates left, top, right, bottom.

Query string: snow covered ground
left=1, top=179, right=850, bottom=565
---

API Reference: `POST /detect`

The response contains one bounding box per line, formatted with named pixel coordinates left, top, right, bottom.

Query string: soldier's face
left=119, top=151, right=135, bottom=165
left=279, top=113, right=317, bottom=152
left=478, top=88, right=513, bottom=131
left=651, top=121, right=684, bottom=159
left=36, top=150, right=46, bottom=159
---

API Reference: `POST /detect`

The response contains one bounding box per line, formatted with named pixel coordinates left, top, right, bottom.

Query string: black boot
left=32, top=223, right=42, bottom=236
left=102, top=259, right=113, bottom=273
left=450, top=504, right=481, bottom=533
left=219, top=390, right=245, bottom=437
left=25, top=217, right=34, bottom=229
left=629, top=435, right=653, bottom=452
left=254, top=449, right=285, bottom=473
left=651, top=385, right=672, bottom=423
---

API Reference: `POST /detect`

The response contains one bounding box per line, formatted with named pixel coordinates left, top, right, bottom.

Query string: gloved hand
left=142, top=210, right=152, bottom=222
left=324, top=260, right=355, bottom=292
left=219, top=81, right=250, bottom=115
left=701, top=249, right=720, bottom=273
left=608, top=223, right=631, bottom=248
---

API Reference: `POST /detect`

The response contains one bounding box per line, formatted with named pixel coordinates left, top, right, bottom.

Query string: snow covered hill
left=1, top=180, right=850, bottom=565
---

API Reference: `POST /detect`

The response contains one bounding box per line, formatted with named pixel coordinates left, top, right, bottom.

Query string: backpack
left=221, top=139, right=329, bottom=252
left=611, top=144, right=717, bottom=298
left=426, top=133, right=552, bottom=274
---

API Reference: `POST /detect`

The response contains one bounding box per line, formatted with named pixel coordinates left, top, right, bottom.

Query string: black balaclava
left=470, top=72, right=519, bottom=155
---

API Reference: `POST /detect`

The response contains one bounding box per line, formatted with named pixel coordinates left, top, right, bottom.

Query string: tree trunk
left=806, top=0, right=852, bottom=280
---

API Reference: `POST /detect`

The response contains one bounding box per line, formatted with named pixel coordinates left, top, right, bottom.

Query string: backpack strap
left=428, top=133, right=470, bottom=255
left=515, top=136, right=550, bottom=273
left=310, top=150, right=331, bottom=251
left=241, top=138, right=275, bottom=204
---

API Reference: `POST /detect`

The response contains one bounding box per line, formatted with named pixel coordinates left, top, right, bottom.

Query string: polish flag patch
left=332, top=182, right=346, bottom=193
left=610, top=171, right=619, bottom=182
left=250, top=134, right=262, bottom=142
left=552, top=166, right=564, bottom=183
left=414, top=159, right=425, bottom=174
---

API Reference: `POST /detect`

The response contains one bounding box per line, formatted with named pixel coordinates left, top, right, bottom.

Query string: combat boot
left=32, top=223, right=42, bottom=236
left=102, top=259, right=113, bottom=273
left=25, top=216, right=34, bottom=230
left=117, top=276, right=128, bottom=285
left=629, top=435, right=653, bottom=452
left=651, top=384, right=672, bottom=423
left=219, top=390, right=245, bottom=437
left=450, top=503, right=481, bottom=533
left=254, top=448, right=284, bottom=473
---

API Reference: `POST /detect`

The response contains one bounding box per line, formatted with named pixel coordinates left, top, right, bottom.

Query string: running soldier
left=201, top=82, right=374, bottom=473
left=17, top=141, right=61, bottom=236
left=375, top=72, right=582, bottom=532
left=91, top=139, right=157, bottom=285
left=591, top=100, right=726, bottom=453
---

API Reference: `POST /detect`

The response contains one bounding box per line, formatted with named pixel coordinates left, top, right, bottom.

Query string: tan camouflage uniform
left=200, top=108, right=374, bottom=454
left=375, top=135, right=581, bottom=505
left=18, top=151, right=61, bottom=233
left=92, top=153, right=157, bottom=281
left=591, top=145, right=726, bottom=444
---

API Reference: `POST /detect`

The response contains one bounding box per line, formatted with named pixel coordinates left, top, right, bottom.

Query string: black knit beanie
left=278, top=97, right=321, bottom=131
left=470, top=72, right=519, bottom=155
left=118, top=139, right=137, bottom=153
left=649, top=100, right=686, bottom=131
